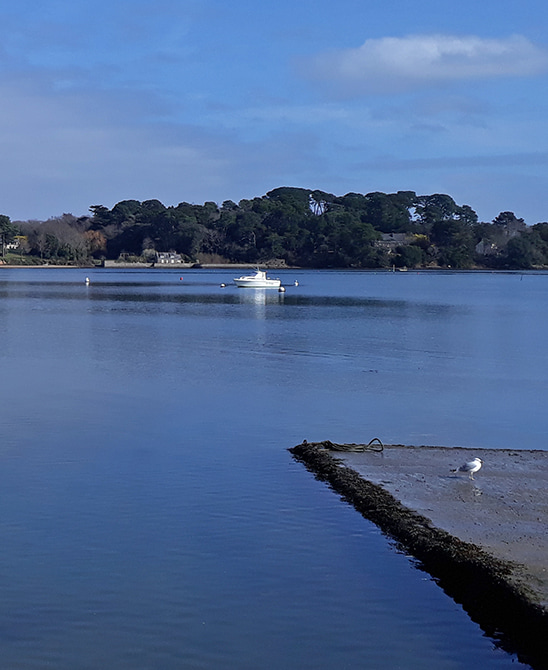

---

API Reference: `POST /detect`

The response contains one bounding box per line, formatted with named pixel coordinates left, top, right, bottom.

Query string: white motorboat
left=233, top=269, right=281, bottom=288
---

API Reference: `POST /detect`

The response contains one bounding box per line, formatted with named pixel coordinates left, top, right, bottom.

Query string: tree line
left=2, top=187, right=548, bottom=269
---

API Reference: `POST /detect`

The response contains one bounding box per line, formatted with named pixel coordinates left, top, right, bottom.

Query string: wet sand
left=290, top=441, right=548, bottom=670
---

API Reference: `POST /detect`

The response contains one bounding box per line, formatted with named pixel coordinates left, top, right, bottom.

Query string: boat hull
left=233, top=279, right=281, bottom=288
left=233, top=270, right=281, bottom=288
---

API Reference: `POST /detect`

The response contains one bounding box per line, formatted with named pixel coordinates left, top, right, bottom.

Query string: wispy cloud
left=354, top=152, right=548, bottom=172
left=202, top=103, right=354, bottom=128
left=0, top=73, right=327, bottom=219
left=301, top=34, right=548, bottom=95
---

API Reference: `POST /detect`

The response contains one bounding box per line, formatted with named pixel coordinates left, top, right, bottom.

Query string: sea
left=0, top=267, right=546, bottom=669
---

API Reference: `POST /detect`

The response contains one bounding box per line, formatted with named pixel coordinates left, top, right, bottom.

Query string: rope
left=303, top=438, right=384, bottom=453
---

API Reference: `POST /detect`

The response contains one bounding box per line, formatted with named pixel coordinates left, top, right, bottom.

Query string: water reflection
left=0, top=268, right=542, bottom=670
left=237, top=287, right=284, bottom=319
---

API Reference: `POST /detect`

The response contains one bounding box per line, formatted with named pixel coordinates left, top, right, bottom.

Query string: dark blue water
left=0, top=267, right=545, bottom=669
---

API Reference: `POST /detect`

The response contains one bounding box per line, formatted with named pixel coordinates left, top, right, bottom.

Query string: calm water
left=0, top=267, right=546, bottom=669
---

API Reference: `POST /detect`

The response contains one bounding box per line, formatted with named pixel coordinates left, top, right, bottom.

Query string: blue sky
left=1, top=0, right=548, bottom=223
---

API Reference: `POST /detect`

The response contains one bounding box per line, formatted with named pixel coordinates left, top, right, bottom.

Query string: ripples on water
left=0, top=268, right=544, bottom=669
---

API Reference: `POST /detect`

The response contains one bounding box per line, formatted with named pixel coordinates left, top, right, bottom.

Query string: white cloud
left=302, top=34, right=548, bottom=95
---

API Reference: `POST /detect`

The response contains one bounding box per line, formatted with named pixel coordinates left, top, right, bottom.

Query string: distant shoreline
left=0, top=262, right=284, bottom=270
left=1, top=262, right=546, bottom=273
left=0, top=264, right=79, bottom=269
left=0, top=264, right=298, bottom=271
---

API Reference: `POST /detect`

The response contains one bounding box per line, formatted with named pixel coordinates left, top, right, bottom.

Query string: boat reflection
left=238, top=288, right=284, bottom=305
left=238, top=287, right=284, bottom=317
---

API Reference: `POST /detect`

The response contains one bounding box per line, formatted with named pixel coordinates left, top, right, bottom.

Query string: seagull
left=451, top=457, right=483, bottom=480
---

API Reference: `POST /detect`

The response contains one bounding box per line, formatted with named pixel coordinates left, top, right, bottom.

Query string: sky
left=1, top=0, right=548, bottom=224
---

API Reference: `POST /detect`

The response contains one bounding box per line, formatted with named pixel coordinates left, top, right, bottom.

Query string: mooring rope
left=302, top=438, right=384, bottom=453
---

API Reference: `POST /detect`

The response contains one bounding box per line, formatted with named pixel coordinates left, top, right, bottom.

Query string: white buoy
left=220, top=283, right=226, bottom=288
left=294, top=280, right=299, bottom=286
left=278, top=286, right=286, bottom=293
left=85, top=277, right=90, bottom=285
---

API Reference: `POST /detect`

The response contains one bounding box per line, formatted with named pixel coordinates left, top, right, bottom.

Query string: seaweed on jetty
left=290, top=440, right=548, bottom=670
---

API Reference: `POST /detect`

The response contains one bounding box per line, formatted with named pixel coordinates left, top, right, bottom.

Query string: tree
left=89, top=205, right=110, bottom=226
left=504, top=235, right=541, bottom=269
left=0, top=214, right=17, bottom=257
left=84, top=230, right=107, bottom=258
left=360, top=192, right=412, bottom=233
left=27, top=216, right=89, bottom=262
left=493, top=211, right=524, bottom=227
left=110, top=200, right=142, bottom=227
left=2, top=188, right=509, bottom=268
left=395, top=244, right=424, bottom=268
left=501, top=225, right=548, bottom=269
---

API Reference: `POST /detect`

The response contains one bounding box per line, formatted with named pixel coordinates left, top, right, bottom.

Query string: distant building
left=475, top=240, right=499, bottom=256
left=375, top=233, right=410, bottom=254
left=309, top=195, right=327, bottom=215
left=5, top=235, right=27, bottom=250
left=156, top=251, right=183, bottom=264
